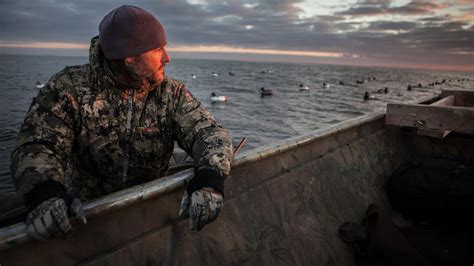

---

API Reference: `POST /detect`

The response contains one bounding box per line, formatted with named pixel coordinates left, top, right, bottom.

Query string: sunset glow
left=0, top=41, right=88, bottom=49
left=0, top=0, right=472, bottom=71
left=168, top=46, right=346, bottom=58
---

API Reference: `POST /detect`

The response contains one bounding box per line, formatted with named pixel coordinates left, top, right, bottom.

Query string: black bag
left=339, top=204, right=474, bottom=266
left=386, top=157, right=474, bottom=222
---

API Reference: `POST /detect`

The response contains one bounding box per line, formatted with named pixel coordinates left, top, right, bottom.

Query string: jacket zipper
left=122, top=89, right=134, bottom=183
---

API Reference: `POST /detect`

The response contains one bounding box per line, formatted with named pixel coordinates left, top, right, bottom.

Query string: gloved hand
left=179, top=187, right=223, bottom=231
left=26, top=197, right=86, bottom=240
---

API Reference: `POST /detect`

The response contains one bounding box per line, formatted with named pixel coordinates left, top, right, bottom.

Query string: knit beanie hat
left=99, top=5, right=167, bottom=59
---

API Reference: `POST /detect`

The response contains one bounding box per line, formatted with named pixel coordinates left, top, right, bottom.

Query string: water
left=1, top=54, right=473, bottom=195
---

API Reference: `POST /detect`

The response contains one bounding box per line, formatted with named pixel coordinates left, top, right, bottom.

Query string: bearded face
left=125, top=46, right=170, bottom=85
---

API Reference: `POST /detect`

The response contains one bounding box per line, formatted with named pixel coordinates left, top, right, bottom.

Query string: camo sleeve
left=10, top=68, right=76, bottom=209
left=171, top=83, right=233, bottom=195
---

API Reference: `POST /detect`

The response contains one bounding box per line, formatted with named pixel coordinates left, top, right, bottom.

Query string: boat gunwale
left=0, top=95, right=439, bottom=251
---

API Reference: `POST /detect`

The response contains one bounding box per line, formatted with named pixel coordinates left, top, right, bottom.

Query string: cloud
left=336, top=1, right=450, bottom=16
left=0, top=41, right=88, bottom=49
left=0, top=0, right=472, bottom=71
left=390, top=1, right=450, bottom=15
left=453, top=8, right=474, bottom=22
left=169, top=45, right=346, bottom=58
left=453, top=0, right=474, bottom=4
left=419, top=15, right=452, bottom=22
left=367, top=21, right=418, bottom=31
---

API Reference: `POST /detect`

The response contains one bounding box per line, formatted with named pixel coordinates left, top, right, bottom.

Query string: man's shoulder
left=163, top=76, right=185, bottom=90
left=160, top=76, right=189, bottom=99
left=48, top=64, right=90, bottom=89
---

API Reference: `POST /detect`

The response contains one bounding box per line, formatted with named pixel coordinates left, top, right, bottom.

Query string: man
left=10, top=5, right=233, bottom=240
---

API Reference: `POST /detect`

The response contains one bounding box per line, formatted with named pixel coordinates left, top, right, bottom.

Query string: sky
left=0, top=0, right=473, bottom=72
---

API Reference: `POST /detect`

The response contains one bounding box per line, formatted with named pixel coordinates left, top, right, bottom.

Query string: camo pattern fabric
left=179, top=187, right=223, bottom=231
left=10, top=36, right=233, bottom=201
left=26, top=197, right=71, bottom=240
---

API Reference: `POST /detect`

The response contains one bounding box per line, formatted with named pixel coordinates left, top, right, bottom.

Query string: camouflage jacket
left=10, top=37, right=233, bottom=205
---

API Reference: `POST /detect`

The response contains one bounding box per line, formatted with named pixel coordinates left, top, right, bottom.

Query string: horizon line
left=1, top=52, right=472, bottom=74
left=0, top=41, right=472, bottom=73
left=0, top=41, right=347, bottom=58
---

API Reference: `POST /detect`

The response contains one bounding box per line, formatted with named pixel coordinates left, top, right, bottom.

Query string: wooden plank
left=386, top=104, right=474, bottom=134
left=441, top=90, right=474, bottom=107
left=415, top=95, right=454, bottom=138
left=417, top=128, right=450, bottom=138
left=431, top=95, right=454, bottom=106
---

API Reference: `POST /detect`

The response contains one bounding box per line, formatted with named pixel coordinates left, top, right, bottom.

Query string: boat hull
left=1, top=97, right=473, bottom=265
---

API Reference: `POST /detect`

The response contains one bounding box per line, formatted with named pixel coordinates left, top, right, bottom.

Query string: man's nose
left=162, top=49, right=171, bottom=63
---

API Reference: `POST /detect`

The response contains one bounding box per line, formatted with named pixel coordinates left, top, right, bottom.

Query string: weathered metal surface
left=4, top=95, right=471, bottom=266
left=0, top=169, right=194, bottom=251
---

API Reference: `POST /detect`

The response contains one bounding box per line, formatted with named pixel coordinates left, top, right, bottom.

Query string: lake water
left=1, top=54, right=473, bottom=203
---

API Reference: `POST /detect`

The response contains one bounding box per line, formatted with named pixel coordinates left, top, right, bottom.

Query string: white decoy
left=211, top=72, right=218, bottom=77
left=323, top=83, right=330, bottom=88
left=191, top=74, right=196, bottom=79
left=299, top=84, right=309, bottom=91
left=210, top=92, right=228, bottom=102
left=364, top=91, right=378, bottom=101
left=36, top=80, right=45, bottom=89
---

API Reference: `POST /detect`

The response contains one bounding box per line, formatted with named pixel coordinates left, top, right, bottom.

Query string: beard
left=148, top=68, right=165, bottom=84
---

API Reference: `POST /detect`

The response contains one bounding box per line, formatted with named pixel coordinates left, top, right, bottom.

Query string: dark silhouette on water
left=260, top=87, right=273, bottom=96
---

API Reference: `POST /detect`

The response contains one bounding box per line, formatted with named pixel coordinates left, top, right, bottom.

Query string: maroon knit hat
left=99, top=5, right=167, bottom=59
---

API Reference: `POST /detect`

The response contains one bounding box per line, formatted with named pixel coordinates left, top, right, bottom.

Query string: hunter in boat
left=9, top=5, right=233, bottom=241
left=2, top=90, right=474, bottom=265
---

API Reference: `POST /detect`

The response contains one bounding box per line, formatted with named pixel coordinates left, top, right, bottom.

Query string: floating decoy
left=210, top=92, right=228, bottom=102
left=364, top=91, right=377, bottom=101
left=36, top=80, right=44, bottom=89
left=260, top=87, right=273, bottom=96
left=299, top=84, right=309, bottom=91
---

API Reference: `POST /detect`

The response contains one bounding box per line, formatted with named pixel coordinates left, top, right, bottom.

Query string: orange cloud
left=454, top=11, right=474, bottom=22
left=0, top=41, right=88, bottom=49
left=168, top=45, right=345, bottom=58
left=0, top=41, right=347, bottom=58
left=452, top=0, right=474, bottom=4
